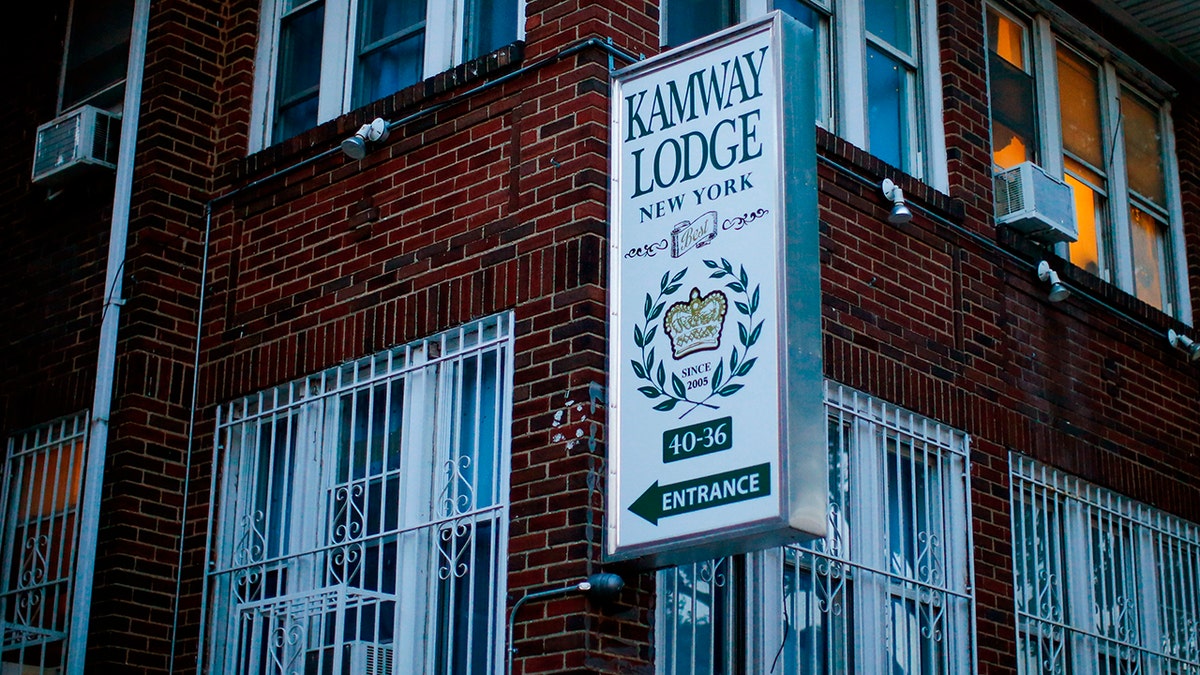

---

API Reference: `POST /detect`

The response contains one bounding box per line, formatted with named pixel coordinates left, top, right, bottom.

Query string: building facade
left=1, top=0, right=1198, bottom=673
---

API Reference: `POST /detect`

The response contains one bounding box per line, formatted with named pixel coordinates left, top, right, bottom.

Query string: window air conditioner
left=993, top=161, right=1077, bottom=243
left=31, top=105, right=121, bottom=186
left=344, top=641, right=394, bottom=675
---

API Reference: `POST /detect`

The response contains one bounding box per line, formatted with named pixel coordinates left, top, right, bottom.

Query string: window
left=205, top=315, right=512, bottom=675
left=658, top=383, right=973, bottom=674
left=985, top=4, right=1191, bottom=321
left=661, top=0, right=948, bottom=187
left=251, top=0, right=523, bottom=149
left=1011, top=454, right=1200, bottom=674
left=0, top=412, right=89, bottom=674
left=59, top=0, right=133, bottom=112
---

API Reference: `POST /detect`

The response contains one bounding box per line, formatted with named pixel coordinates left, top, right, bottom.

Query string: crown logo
left=663, top=288, right=728, bottom=358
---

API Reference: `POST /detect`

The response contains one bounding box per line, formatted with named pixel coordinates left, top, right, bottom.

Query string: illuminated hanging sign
left=607, top=12, right=825, bottom=567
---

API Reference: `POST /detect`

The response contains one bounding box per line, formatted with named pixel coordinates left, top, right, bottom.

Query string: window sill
left=235, top=42, right=525, bottom=183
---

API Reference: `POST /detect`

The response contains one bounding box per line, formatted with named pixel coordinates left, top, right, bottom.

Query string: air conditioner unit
left=343, top=641, right=394, bottom=675
left=993, top=161, right=1077, bottom=243
left=31, top=105, right=121, bottom=186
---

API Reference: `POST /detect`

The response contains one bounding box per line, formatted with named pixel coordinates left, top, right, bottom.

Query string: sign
left=607, top=12, right=826, bottom=567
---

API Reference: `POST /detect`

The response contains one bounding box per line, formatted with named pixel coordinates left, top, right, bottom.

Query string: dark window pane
left=61, top=0, right=134, bottom=110
left=864, top=0, right=911, bottom=53
left=354, top=33, right=424, bottom=107
left=359, top=0, right=425, bottom=47
left=866, top=46, right=904, bottom=168
left=989, top=54, right=1038, bottom=167
left=274, top=93, right=320, bottom=143
left=462, top=0, right=519, bottom=61
left=664, top=0, right=736, bottom=47
left=273, top=1, right=324, bottom=143
left=776, top=0, right=817, bottom=28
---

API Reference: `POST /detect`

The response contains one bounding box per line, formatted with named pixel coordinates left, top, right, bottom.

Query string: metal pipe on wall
left=65, top=0, right=152, bottom=671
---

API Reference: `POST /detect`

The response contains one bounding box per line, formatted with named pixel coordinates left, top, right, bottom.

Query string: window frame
left=655, top=382, right=974, bottom=674
left=985, top=1, right=1192, bottom=323
left=204, top=314, right=513, bottom=675
left=249, top=0, right=525, bottom=151
left=661, top=0, right=948, bottom=190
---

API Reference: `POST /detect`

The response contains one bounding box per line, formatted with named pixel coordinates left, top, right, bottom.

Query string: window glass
left=462, top=0, right=520, bottom=61
left=987, top=9, right=1036, bottom=168
left=1121, top=89, right=1166, bottom=206
left=1063, top=160, right=1105, bottom=276
left=1129, top=206, right=1166, bottom=309
left=664, top=0, right=737, bottom=47
left=864, top=0, right=911, bottom=53
left=1056, top=48, right=1104, bottom=170
left=61, top=0, right=134, bottom=111
left=354, top=0, right=427, bottom=108
left=273, top=2, right=325, bottom=142
left=866, top=46, right=905, bottom=168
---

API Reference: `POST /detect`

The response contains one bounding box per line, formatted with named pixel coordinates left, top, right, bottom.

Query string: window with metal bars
left=1011, top=454, right=1200, bottom=674
left=205, top=314, right=512, bottom=675
left=656, top=382, right=973, bottom=674
left=0, top=412, right=89, bottom=675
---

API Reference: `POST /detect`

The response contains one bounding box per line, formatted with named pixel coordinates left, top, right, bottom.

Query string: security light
left=881, top=178, right=912, bottom=225
left=1036, top=260, right=1071, bottom=303
left=1168, top=329, right=1200, bottom=362
left=340, top=118, right=390, bottom=160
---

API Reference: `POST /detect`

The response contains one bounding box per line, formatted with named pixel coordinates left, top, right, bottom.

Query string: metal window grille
left=1012, top=454, right=1200, bottom=674
left=657, top=382, right=974, bottom=674
left=205, top=314, right=512, bottom=675
left=0, top=412, right=89, bottom=675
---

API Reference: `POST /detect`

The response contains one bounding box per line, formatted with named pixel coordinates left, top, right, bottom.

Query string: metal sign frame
left=607, top=12, right=826, bottom=567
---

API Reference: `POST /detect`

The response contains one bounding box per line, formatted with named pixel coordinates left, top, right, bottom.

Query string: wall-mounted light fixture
left=1168, top=329, right=1200, bottom=362
left=1036, top=260, right=1071, bottom=302
left=340, top=118, right=390, bottom=160
left=880, top=178, right=912, bottom=225
left=506, top=572, right=624, bottom=674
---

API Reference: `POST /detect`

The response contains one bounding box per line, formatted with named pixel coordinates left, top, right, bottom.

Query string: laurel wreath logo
left=631, top=258, right=762, bottom=419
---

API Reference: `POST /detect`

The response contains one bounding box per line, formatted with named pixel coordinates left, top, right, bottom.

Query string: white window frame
left=985, top=2, right=1192, bottom=323
left=204, top=314, right=513, bottom=675
left=0, top=412, right=90, bottom=674
left=656, top=382, right=974, bottom=674
left=249, top=0, right=526, bottom=152
left=1011, top=454, right=1200, bottom=673
left=660, top=0, right=949, bottom=190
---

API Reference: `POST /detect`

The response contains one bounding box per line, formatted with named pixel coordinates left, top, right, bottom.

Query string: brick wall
left=3, top=0, right=1200, bottom=673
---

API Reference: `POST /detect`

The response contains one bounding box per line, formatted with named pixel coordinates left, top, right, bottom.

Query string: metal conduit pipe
left=505, top=573, right=624, bottom=675
left=178, top=37, right=639, bottom=672
left=66, top=0, right=152, bottom=671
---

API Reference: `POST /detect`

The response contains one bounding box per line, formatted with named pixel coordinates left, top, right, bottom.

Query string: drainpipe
left=65, top=0, right=151, bottom=671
